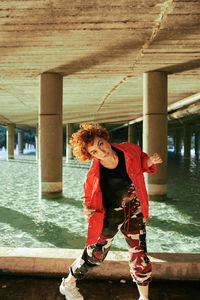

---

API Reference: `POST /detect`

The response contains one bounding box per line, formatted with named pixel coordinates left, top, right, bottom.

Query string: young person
left=59, top=123, right=162, bottom=300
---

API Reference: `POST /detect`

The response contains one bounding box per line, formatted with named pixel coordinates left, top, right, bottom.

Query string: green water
left=0, top=151, right=200, bottom=253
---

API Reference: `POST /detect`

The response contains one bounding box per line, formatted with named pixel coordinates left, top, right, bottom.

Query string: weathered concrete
left=1, top=275, right=199, bottom=300
left=143, top=71, right=168, bottom=196
left=39, top=73, right=63, bottom=197
left=6, top=124, right=15, bottom=160
left=17, top=130, right=24, bottom=154
left=35, top=124, right=39, bottom=160
left=1, top=1, right=200, bottom=126
left=175, top=129, right=182, bottom=155
left=0, top=247, right=199, bottom=281
left=128, top=124, right=137, bottom=144
left=184, top=123, right=191, bottom=159
left=66, top=123, right=74, bottom=162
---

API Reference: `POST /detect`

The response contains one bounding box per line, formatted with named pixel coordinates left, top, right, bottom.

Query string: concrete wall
left=0, top=248, right=199, bottom=281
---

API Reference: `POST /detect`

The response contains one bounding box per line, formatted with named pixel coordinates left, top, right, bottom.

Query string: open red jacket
left=81, top=142, right=156, bottom=247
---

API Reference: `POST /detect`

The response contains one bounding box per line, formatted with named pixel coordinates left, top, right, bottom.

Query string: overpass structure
left=0, top=0, right=200, bottom=197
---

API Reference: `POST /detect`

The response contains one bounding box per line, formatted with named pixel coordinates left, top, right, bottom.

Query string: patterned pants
left=70, top=185, right=152, bottom=286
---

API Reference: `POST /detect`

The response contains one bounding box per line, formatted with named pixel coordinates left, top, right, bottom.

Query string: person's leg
left=60, top=209, right=123, bottom=299
left=60, top=236, right=115, bottom=300
left=69, top=234, right=115, bottom=280
left=64, top=272, right=76, bottom=284
left=137, top=285, right=149, bottom=299
left=121, top=211, right=152, bottom=300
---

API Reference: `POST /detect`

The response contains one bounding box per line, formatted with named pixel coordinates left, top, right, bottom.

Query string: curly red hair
left=70, top=123, right=110, bottom=162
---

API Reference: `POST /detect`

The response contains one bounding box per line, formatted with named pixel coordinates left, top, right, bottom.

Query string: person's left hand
left=83, top=205, right=95, bottom=222
left=148, top=153, right=163, bottom=167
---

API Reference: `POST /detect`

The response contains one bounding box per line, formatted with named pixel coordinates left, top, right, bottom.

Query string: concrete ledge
left=0, top=247, right=199, bottom=281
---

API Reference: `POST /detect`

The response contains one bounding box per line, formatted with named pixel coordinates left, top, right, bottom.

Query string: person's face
left=87, top=136, right=112, bottom=161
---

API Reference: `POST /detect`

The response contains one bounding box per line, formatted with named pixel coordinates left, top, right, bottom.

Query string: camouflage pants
left=70, top=187, right=152, bottom=286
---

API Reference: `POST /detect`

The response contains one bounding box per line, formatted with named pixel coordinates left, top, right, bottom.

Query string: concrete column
left=39, top=73, right=63, bottom=197
left=175, top=130, right=182, bottom=155
left=138, top=129, right=143, bottom=149
left=128, top=124, right=137, bottom=144
left=184, top=123, right=191, bottom=159
left=6, top=124, right=15, bottom=159
left=35, top=124, right=39, bottom=160
left=18, top=130, right=24, bottom=154
left=195, top=131, right=200, bottom=157
left=66, top=123, right=74, bottom=162
left=143, top=71, right=168, bottom=196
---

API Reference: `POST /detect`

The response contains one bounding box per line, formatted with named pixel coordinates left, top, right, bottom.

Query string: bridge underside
left=0, top=0, right=200, bottom=126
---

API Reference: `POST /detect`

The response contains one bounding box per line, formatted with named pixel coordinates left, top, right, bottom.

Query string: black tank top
left=99, top=146, right=132, bottom=212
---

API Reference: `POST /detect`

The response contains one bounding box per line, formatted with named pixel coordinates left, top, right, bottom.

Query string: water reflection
left=0, top=152, right=199, bottom=253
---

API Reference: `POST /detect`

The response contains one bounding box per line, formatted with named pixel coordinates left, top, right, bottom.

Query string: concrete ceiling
left=0, top=0, right=200, bottom=127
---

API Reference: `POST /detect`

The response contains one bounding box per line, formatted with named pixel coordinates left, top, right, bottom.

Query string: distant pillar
left=184, top=123, right=191, bottom=159
left=194, top=131, right=200, bottom=157
left=175, top=130, right=182, bottom=155
left=143, top=71, right=168, bottom=196
left=138, top=129, right=143, bottom=149
left=35, top=124, right=39, bottom=160
left=7, top=124, right=15, bottom=159
left=18, top=130, right=24, bottom=154
left=66, top=123, right=74, bottom=162
left=39, top=73, right=63, bottom=197
left=128, top=124, right=137, bottom=144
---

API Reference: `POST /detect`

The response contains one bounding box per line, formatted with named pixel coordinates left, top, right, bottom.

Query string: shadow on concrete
left=46, top=39, right=143, bottom=76
left=0, top=275, right=199, bottom=300
left=155, top=58, right=200, bottom=74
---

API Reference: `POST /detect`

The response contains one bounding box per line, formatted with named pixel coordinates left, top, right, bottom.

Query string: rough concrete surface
left=1, top=248, right=200, bottom=282
left=1, top=0, right=200, bottom=126
left=0, top=275, right=200, bottom=300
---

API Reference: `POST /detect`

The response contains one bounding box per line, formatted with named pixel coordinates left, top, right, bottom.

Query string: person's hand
left=148, top=153, right=163, bottom=167
left=83, top=205, right=95, bottom=222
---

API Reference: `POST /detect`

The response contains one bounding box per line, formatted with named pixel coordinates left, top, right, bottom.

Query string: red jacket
left=81, top=142, right=156, bottom=246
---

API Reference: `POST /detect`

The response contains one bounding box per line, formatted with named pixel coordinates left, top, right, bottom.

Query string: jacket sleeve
left=81, top=176, right=93, bottom=208
left=141, top=150, right=156, bottom=174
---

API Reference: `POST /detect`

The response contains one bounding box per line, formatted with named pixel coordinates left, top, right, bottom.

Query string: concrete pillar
left=39, top=73, right=63, bottom=197
left=195, top=131, right=200, bottom=157
left=143, top=71, right=168, bottom=196
left=184, top=123, right=191, bottom=159
left=18, top=130, right=24, bottom=154
left=35, top=124, right=39, bottom=160
left=6, top=124, right=15, bottom=159
left=66, top=123, right=74, bottom=162
left=128, top=124, right=137, bottom=144
left=138, top=129, right=143, bottom=149
left=175, top=130, right=182, bottom=155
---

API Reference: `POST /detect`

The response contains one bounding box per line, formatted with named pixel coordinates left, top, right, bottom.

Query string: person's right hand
left=83, top=205, right=95, bottom=222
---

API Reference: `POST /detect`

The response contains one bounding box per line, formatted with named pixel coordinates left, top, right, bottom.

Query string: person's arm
left=81, top=176, right=95, bottom=222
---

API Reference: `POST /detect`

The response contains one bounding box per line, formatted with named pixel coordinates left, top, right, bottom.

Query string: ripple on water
left=0, top=153, right=200, bottom=253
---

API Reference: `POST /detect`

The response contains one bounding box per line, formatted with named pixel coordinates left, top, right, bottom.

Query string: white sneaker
left=138, top=296, right=149, bottom=300
left=59, top=278, right=84, bottom=300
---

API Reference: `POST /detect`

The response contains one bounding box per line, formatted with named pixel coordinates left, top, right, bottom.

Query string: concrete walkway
left=0, top=248, right=200, bottom=281
left=0, top=275, right=199, bottom=300
left=0, top=247, right=200, bottom=299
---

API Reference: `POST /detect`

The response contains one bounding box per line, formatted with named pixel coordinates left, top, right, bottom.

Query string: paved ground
left=0, top=275, right=199, bottom=300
